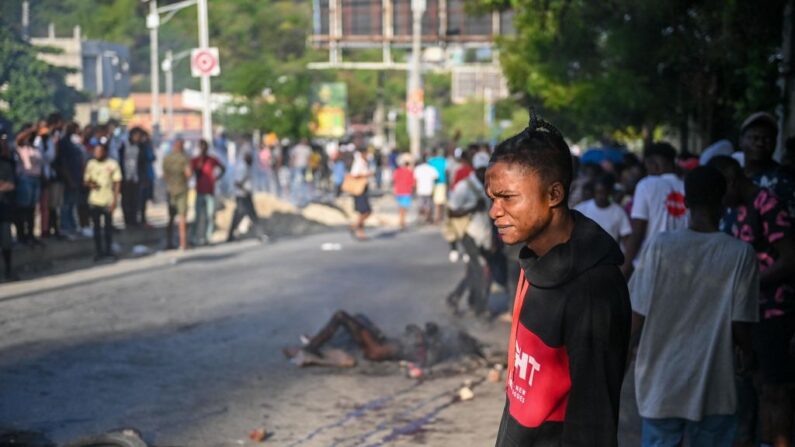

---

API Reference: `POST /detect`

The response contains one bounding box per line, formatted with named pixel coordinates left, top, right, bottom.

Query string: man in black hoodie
left=487, top=114, right=631, bottom=446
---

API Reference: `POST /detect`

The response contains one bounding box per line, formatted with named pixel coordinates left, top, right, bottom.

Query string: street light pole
left=162, top=49, right=191, bottom=140
left=408, top=0, right=425, bottom=158
left=147, top=0, right=161, bottom=144
left=197, top=0, right=213, bottom=145
left=163, top=50, right=174, bottom=139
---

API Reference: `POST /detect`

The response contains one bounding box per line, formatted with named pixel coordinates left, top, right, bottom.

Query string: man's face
left=741, top=124, right=776, bottom=163
left=486, top=161, right=554, bottom=246
left=594, top=183, right=610, bottom=207
left=94, top=145, right=107, bottom=160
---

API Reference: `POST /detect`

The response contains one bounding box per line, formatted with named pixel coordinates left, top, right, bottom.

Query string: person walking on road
left=227, top=152, right=262, bottom=242
left=83, top=139, right=121, bottom=261
left=413, top=155, right=438, bottom=224
left=392, top=154, right=415, bottom=230
left=446, top=151, right=492, bottom=315
left=628, top=166, right=759, bottom=447
left=488, top=114, right=631, bottom=447
left=350, top=147, right=372, bottom=240
left=190, top=139, right=225, bottom=246
left=162, top=138, right=192, bottom=250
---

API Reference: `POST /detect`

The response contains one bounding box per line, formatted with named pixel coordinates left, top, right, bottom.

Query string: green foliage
left=0, top=22, right=83, bottom=127
left=485, top=0, right=785, bottom=144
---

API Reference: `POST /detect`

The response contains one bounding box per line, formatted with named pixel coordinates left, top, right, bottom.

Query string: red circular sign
left=192, top=49, right=217, bottom=76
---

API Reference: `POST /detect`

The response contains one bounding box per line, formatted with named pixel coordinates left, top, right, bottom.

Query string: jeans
left=90, top=205, right=113, bottom=257
left=641, top=415, right=737, bottom=447
left=191, top=193, right=215, bottom=244
left=61, top=188, right=79, bottom=232
left=291, top=167, right=308, bottom=206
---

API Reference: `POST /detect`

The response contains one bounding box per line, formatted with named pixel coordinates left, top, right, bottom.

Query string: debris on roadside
left=248, top=428, right=272, bottom=443
left=320, top=242, right=342, bottom=251
left=458, top=386, right=475, bottom=401
left=487, top=364, right=503, bottom=383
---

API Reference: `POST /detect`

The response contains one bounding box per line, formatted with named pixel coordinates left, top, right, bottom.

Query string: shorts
left=168, top=191, right=188, bottom=217
left=753, top=313, right=795, bottom=384
left=417, top=195, right=432, bottom=210
left=354, top=191, right=371, bottom=214
left=432, top=183, right=447, bottom=205
left=396, top=195, right=412, bottom=209
left=0, top=222, right=11, bottom=250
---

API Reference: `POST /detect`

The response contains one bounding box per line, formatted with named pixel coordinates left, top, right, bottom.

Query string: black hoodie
left=495, top=211, right=631, bottom=447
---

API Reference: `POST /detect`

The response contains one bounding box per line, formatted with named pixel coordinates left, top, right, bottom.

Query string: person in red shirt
left=452, top=146, right=475, bottom=188
left=190, top=139, right=225, bottom=245
left=393, top=155, right=416, bottom=230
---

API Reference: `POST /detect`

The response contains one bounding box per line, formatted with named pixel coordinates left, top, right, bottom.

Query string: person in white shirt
left=413, top=156, right=439, bottom=224
left=350, top=147, right=372, bottom=240
left=629, top=166, right=758, bottom=447
left=575, top=175, right=632, bottom=246
left=227, top=152, right=261, bottom=242
left=622, top=142, right=687, bottom=277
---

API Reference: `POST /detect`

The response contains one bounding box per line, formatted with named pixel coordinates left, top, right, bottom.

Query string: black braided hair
left=490, top=107, right=573, bottom=198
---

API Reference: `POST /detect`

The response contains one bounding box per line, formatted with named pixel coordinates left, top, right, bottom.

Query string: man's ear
left=548, top=181, right=566, bottom=207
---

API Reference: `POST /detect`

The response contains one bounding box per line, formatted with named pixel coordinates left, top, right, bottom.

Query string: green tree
left=473, top=0, right=785, bottom=147
left=0, top=22, right=82, bottom=126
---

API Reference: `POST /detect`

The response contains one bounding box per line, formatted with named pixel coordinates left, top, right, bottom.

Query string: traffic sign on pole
left=190, top=47, right=221, bottom=77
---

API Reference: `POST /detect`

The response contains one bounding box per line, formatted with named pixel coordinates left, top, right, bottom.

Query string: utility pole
left=147, top=0, right=161, bottom=145
left=197, top=0, right=213, bottom=145
left=21, top=1, right=30, bottom=41
left=163, top=50, right=175, bottom=139
left=162, top=49, right=191, bottom=140
left=408, top=0, right=425, bottom=158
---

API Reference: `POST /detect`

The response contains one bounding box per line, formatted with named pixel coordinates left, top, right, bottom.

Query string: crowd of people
left=0, top=115, right=161, bottom=276
left=361, top=110, right=794, bottom=447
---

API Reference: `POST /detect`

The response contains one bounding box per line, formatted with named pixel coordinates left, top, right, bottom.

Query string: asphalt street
left=0, top=228, right=513, bottom=446
left=0, top=226, right=642, bottom=446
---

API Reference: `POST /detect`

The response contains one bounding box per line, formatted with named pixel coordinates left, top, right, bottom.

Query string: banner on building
left=310, top=83, right=347, bottom=138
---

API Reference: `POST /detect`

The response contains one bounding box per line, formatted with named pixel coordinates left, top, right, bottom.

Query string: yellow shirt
left=84, top=158, right=122, bottom=207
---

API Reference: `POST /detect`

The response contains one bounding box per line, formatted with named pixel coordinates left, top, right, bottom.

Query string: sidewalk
left=6, top=190, right=405, bottom=281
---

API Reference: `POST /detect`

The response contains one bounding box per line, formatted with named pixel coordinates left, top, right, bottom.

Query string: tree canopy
left=470, top=0, right=786, bottom=147
left=0, top=21, right=83, bottom=127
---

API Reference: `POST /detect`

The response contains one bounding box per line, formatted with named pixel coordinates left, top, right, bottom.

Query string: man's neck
left=688, top=209, right=718, bottom=233
left=745, top=159, right=777, bottom=177
left=526, top=208, right=575, bottom=257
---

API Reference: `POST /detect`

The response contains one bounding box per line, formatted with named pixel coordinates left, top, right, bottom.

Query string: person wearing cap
left=0, top=130, right=18, bottom=281
left=740, top=111, right=795, bottom=218
left=445, top=151, right=493, bottom=315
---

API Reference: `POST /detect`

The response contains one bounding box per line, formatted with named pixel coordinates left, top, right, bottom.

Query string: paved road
left=0, top=228, right=513, bottom=446
left=0, top=225, right=642, bottom=446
